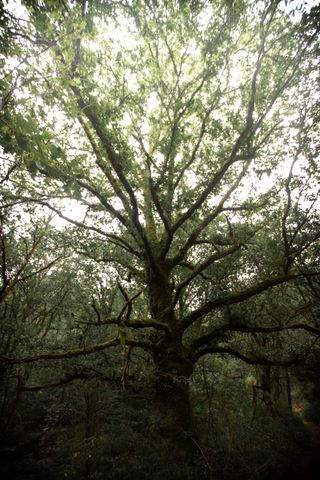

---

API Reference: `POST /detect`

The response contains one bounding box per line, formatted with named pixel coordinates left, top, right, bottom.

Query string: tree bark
left=146, top=262, right=200, bottom=463
left=152, top=339, right=198, bottom=463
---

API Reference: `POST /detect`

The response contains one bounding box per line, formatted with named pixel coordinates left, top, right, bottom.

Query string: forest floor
left=1, top=413, right=320, bottom=480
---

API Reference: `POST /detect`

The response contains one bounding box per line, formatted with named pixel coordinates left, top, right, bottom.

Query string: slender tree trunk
left=261, top=365, right=272, bottom=406
left=286, top=369, right=292, bottom=412
left=84, top=388, right=96, bottom=479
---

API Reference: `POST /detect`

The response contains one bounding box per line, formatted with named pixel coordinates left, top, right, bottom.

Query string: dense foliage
left=0, top=0, right=319, bottom=478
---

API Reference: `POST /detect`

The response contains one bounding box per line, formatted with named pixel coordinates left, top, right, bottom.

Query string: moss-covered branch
left=192, top=322, right=320, bottom=352
left=19, top=372, right=117, bottom=391
left=80, top=315, right=171, bottom=334
left=182, top=272, right=319, bottom=329
left=0, top=337, right=154, bottom=364
left=194, top=346, right=301, bottom=366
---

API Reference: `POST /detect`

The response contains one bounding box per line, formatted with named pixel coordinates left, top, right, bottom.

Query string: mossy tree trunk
left=146, top=264, right=198, bottom=461
left=152, top=348, right=196, bottom=458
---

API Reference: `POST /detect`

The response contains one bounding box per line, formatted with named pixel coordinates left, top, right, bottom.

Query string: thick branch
left=194, top=346, right=299, bottom=366
left=85, top=315, right=171, bottom=334
left=76, top=251, right=144, bottom=278
left=76, top=179, right=130, bottom=230
left=230, top=322, right=320, bottom=336
left=19, top=371, right=116, bottom=391
left=170, top=242, right=243, bottom=311
left=182, top=272, right=319, bottom=329
left=0, top=160, right=21, bottom=184
left=69, top=85, right=153, bottom=254
left=54, top=43, right=157, bottom=272
left=76, top=115, right=131, bottom=215
left=135, top=135, right=171, bottom=232
left=0, top=337, right=154, bottom=364
left=168, top=161, right=252, bottom=265
left=35, top=201, right=142, bottom=258
left=192, top=321, right=320, bottom=352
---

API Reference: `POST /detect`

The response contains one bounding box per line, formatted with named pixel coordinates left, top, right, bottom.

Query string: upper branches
left=1, top=1, right=319, bottom=349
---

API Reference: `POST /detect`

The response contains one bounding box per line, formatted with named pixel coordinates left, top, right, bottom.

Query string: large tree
left=1, top=0, right=319, bottom=458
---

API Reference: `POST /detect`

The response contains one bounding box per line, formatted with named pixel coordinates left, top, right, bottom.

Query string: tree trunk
left=146, top=264, right=200, bottom=465
left=152, top=340, right=198, bottom=464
